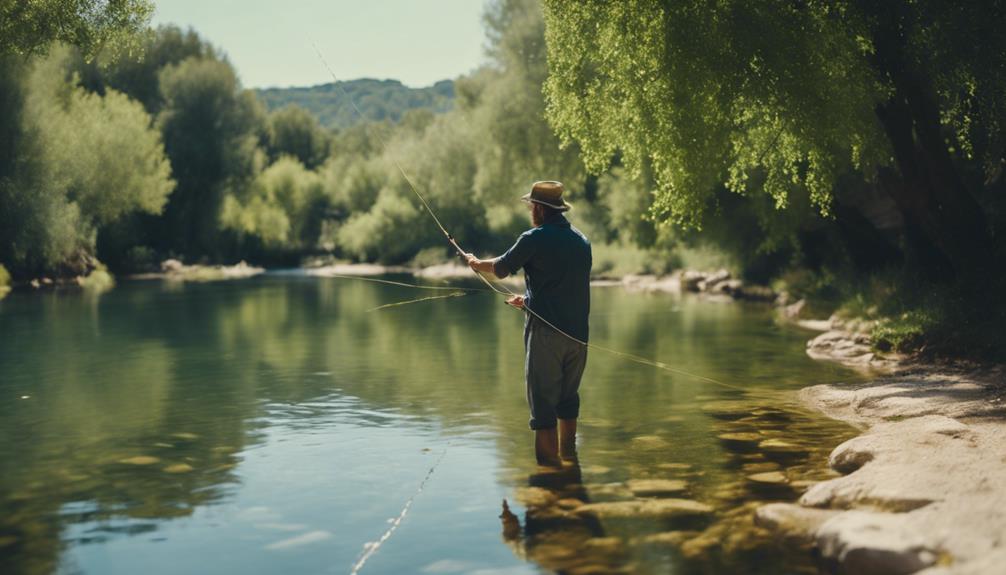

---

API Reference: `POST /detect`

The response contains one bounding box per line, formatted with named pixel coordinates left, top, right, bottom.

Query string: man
left=465, top=181, right=591, bottom=467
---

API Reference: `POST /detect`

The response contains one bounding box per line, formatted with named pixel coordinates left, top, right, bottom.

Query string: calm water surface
left=0, top=274, right=870, bottom=574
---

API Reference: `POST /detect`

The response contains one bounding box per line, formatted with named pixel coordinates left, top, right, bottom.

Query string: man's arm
left=464, top=254, right=509, bottom=279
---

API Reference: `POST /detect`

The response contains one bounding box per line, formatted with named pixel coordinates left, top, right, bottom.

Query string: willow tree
left=542, top=0, right=1005, bottom=277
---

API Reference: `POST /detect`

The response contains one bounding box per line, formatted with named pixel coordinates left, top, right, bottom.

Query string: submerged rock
left=626, top=479, right=688, bottom=497
left=638, top=530, right=700, bottom=546
left=515, top=486, right=559, bottom=508
left=575, top=498, right=713, bottom=519
left=701, top=401, right=754, bottom=421
left=746, top=471, right=788, bottom=485
left=656, top=462, right=692, bottom=471
left=717, top=432, right=763, bottom=451
left=118, top=456, right=160, bottom=465
left=630, top=435, right=670, bottom=449
left=163, top=463, right=194, bottom=474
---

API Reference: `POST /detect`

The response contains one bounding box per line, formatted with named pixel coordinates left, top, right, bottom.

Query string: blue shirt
left=494, top=213, right=591, bottom=342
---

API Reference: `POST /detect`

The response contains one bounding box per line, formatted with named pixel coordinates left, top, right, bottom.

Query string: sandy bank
left=756, top=366, right=1006, bottom=574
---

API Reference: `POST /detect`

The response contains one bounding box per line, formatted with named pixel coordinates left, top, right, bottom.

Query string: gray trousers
left=523, top=316, right=587, bottom=430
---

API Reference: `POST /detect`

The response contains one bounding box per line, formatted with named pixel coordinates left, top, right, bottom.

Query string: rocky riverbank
left=756, top=364, right=1006, bottom=574
left=129, top=259, right=264, bottom=282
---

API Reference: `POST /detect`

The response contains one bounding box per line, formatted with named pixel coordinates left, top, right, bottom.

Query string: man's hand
left=506, top=295, right=525, bottom=309
left=463, top=252, right=480, bottom=271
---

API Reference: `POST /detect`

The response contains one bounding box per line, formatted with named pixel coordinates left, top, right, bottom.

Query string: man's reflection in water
left=499, top=462, right=630, bottom=574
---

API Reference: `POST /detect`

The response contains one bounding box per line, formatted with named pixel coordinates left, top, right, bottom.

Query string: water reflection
left=0, top=274, right=869, bottom=574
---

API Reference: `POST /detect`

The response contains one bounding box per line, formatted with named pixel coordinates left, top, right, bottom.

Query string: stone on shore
left=816, top=511, right=938, bottom=575
left=754, top=503, right=840, bottom=543
left=798, top=371, right=1006, bottom=574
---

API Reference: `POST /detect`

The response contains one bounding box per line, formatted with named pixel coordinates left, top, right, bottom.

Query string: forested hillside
left=255, top=79, right=454, bottom=130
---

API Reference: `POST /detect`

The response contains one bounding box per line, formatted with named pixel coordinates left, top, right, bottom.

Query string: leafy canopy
left=542, top=0, right=888, bottom=228
left=0, top=0, right=154, bottom=60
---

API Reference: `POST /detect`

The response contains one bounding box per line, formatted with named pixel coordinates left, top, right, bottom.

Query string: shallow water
left=0, top=274, right=870, bottom=574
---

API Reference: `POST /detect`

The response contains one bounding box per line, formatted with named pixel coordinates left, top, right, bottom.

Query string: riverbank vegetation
left=1, top=0, right=1003, bottom=359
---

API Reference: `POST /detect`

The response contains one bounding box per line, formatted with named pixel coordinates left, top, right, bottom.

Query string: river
left=0, top=273, right=870, bottom=574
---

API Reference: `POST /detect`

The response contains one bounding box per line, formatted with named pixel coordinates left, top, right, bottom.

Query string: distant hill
left=255, top=78, right=455, bottom=130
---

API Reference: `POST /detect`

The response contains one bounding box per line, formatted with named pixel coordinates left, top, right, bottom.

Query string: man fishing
left=464, top=181, right=591, bottom=467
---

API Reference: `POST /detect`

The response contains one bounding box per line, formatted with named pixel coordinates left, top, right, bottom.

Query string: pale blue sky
left=151, top=0, right=490, bottom=88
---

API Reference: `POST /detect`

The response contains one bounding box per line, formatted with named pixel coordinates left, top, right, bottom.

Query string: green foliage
left=255, top=79, right=455, bottom=130
left=266, top=105, right=331, bottom=169
left=221, top=156, right=325, bottom=252
left=0, top=47, right=173, bottom=275
left=156, top=55, right=266, bottom=258
left=92, top=25, right=216, bottom=114
left=0, top=263, right=10, bottom=287
left=337, top=190, right=427, bottom=263
left=0, top=0, right=154, bottom=60
left=542, top=0, right=888, bottom=229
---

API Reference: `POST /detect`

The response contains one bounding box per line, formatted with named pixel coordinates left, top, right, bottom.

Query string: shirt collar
left=541, top=212, right=570, bottom=227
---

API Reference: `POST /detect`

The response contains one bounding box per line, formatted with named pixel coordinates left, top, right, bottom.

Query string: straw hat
left=521, top=181, right=571, bottom=211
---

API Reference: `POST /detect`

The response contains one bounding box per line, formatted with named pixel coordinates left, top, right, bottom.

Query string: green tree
left=541, top=0, right=1005, bottom=277
left=0, top=0, right=153, bottom=59
left=155, top=56, right=266, bottom=258
left=221, top=156, right=326, bottom=254
left=266, top=105, right=331, bottom=169
left=0, top=47, right=173, bottom=275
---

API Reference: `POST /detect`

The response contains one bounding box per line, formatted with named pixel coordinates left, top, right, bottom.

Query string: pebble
left=747, top=471, right=788, bottom=485
left=119, top=456, right=160, bottom=465
left=163, top=463, right=194, bottom=474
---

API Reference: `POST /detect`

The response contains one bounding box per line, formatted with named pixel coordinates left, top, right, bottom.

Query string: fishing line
left=348, top=443, right=450, bottom=575
left=319, top=272, right=494, bottom=293
left=367, top=291, right=468, bottom=312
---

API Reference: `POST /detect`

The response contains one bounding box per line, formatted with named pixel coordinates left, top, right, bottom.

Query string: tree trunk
left=868, top=3, right=994, bottom=280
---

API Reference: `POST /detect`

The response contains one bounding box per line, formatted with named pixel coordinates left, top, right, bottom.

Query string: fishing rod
left=309, top=42, right=749, bottom=393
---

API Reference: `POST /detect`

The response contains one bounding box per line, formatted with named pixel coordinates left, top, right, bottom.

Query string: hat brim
left=520, top=192, right=571, bottom=211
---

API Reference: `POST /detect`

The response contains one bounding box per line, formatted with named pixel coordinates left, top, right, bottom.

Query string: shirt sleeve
left=494, top=231, right=536, bottom=278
